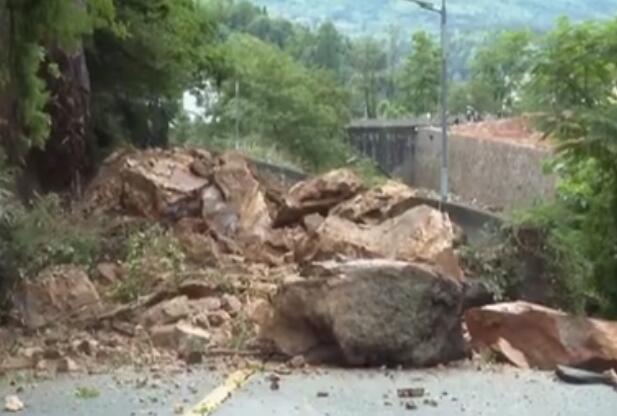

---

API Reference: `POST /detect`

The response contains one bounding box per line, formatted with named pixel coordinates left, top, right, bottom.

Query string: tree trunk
left=26, top=44, right=93, bottom=194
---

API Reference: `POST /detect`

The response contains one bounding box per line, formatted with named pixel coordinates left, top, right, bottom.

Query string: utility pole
left=403, top=0, right=449, bottom=204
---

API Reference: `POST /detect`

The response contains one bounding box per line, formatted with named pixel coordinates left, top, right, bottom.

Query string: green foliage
left=0, top=194, right=101, bottom=280
left=2, top=0, right=116, bottom=152
left=396, top=31, right=440, bottom=117
left=75, top=386, right=100, bottom=400
left=112, top=225, right=186, bottom=303
left=349, top=37, right=387, bottom=119
left=470, top=30, right=533, bottom=115
left=513, top=17, right=617, bottom=316
left=522, top=18, right=617, bottom=114
left=87, top=0, right=220, bottom=151
left=208, top=34, right=350, bottom=171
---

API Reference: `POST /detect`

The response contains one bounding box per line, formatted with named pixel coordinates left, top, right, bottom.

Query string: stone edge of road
left=184, top=368, right=256, bottom=416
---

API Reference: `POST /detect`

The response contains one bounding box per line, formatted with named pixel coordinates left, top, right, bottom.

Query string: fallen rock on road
left=255, top=259, right=467, bottom=366
left=12, top=265, right=102, bottom=329
left=466, top=301, right=617, bottom=371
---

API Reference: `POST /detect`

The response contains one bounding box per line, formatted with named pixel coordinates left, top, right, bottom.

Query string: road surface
left=1, top=365, right=616, bottom=415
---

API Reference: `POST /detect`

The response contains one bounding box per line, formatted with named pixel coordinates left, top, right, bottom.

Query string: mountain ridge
left=252, top=0, right=617, bottom=35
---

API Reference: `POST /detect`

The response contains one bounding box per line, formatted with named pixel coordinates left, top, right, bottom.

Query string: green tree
left=517, top=17, right=617, bottom=316
left=523, top=18, right=615, bottom=116
left=471, top=30, right=533, bottom=115
left=397, top=31, right=440, bottom=117
left=87, top=0, right=219, bottom=152
left=350, top=37, right=386, bottom=119
left=313, top=21, right=345, bottom=77
left=210, top=34, right=350, bottom=170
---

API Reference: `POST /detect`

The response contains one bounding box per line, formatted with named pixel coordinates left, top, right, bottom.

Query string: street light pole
left=405, top=0, right=449, bottom=203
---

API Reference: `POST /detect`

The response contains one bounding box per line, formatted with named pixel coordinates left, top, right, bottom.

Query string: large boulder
left=465, top=301, right=617, bottom=371
left=12, top=265, right=102, bottom=329
left=274, top=169, right=364, bottom=227
left=255, top=259, right=466, bottom=367
left=297, top=205, right=464, bottom=279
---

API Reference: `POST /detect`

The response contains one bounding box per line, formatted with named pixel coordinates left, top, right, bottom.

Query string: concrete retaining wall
left=348, top=122, right=555, bottom=211
left=395, top=128, right=555, bottom=210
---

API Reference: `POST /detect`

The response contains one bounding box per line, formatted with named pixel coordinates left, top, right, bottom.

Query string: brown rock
left=42, top=348, right=62, bottom=360
left=274, top=169, right=364, bottom=227
left=302, top=214, right=325, bottom=235
left=149, top=322, right=210, bottom=355
left=119, top=149, right=209, bottom=218
left=0, top=356, right=33, bottom=372
left=72, top=340, right=98, bottom=356
left=258, top=259, right=466, bottom=366
left=210, top=327, right=232, bottom=347
left=190, top=297, right=222, bottom=312
left=213, top=152, right=272, bottom=239
left=12, top=265, right=102, bottom=329
left=465, top=301, right=617, bottom=371
left=299, top=206, right=463, bottom=280
left=177, top=280, right=218, bottom=299
left=96, top=262, right=121, bottom=285
left=330, top=180, right=416, bottom=224
left=19, top=347, right=44, bottom=363
left=207, top=311, right=231, bottom=327
left=149, top=325, right=178, bottom=349
left=288, top=355, right=306, bottom=369
left=56, top=357, right=79, bottom=373
left=201, top=185, right=238, bottom=237
left=140, top=296, right=191, bottom=327
left=222, top=294, right=242, bottom=315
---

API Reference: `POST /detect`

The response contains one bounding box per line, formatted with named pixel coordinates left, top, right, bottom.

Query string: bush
left=112, top=225, right=186, bottom=303
left=0, top=194, right=102, bottom=280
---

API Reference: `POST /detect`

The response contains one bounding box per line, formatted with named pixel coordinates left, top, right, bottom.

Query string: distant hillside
left=252, top=0, right=617, bottom=35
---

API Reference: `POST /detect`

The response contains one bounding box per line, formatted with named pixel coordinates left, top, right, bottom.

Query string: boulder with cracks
left=254, top=259, right=467, bottom=367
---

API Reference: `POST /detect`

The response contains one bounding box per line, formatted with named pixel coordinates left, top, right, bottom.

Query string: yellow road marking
left=184, top=368, right=256, bottom=416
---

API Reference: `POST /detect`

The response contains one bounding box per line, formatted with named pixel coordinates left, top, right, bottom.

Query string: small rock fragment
left=96, top=262, right=121, bottom=285
left=4, top=395, right=24, bottom=412
left=423, top=399, right=439, bottom=407
left=222, top=294, right=242, bottom=315
left=288, top=355, right=306, bottom=369
left=316, top=391, right=329, bottom=398
left=267, top=374, right=281, bottom=391
left=193, top=297, right=223, bottom=312
left=57, top=357, right=80, bottom=373
left=397, top=388, right=425, bottom=399
left=405, top=401, right=418, bottom=410
left=207, top=311, right=231, bottom=328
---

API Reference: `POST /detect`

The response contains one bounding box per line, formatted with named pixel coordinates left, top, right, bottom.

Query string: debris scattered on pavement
left=405, top=401, right=418, bottom=410
left=397, top=387, right=425, bottom=398
left=4, top=395, right=24, bottom=412
left=267, top=374, right=281, bottom=391
left=316, top=391, right=329, bottom=398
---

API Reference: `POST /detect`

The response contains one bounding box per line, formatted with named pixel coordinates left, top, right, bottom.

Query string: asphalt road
left=2, top=365, right=616, bottom=415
